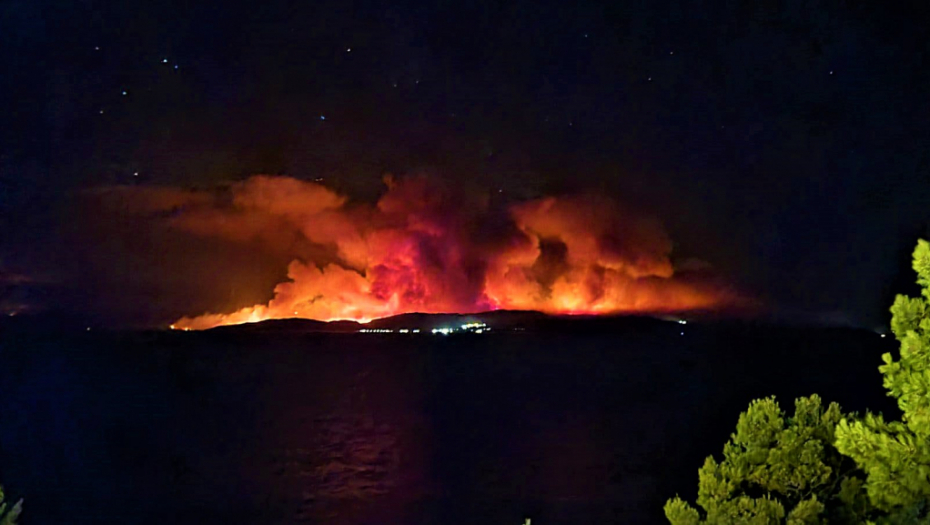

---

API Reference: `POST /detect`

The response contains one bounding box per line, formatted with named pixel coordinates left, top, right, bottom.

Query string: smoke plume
left=91, top=175, right=729, bottom=329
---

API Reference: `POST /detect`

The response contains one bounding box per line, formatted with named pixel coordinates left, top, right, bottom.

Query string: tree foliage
left=0, top=486, right=22, bottom=525
left=665, top=395, right=870, bottom=524
left=834, top=239, right=930, bottom=521
left=668, top=239, right=930, bottom=524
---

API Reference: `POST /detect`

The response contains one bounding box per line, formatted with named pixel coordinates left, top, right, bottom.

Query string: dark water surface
left=0, top=321, right=896, bottom=524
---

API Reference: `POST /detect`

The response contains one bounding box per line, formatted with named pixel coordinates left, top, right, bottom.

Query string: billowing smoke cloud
left=92, top=175, right=731, bottom=329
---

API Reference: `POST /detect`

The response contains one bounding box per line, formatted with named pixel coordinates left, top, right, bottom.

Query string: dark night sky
left=2, top=0, right=930, bottom=327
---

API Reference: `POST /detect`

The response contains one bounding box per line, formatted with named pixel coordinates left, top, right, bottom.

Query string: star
left=99, top=109, right=105, bottom=115
left=346, top=48, right=351, bottom=52
left=121, top=90, right=127, bottom=96
left=162, top=58, right=168, bottom=63
left=133, top=172, right=139, bottom=177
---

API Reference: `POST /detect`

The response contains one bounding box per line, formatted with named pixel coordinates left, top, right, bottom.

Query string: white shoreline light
left=358, top=320, right=490, bottom=335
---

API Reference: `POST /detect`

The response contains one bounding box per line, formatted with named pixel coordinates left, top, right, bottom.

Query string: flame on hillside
left=114, top=175, right=730, bottom=329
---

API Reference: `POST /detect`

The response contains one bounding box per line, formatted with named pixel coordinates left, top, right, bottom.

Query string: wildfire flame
left=152, top=175, right=729, bottom=330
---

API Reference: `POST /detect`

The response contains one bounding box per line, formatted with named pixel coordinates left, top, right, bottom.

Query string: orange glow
left=166, top=175, right=731, bottom=330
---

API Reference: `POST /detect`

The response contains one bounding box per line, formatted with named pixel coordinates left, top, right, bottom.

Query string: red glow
left=168, top=176, right=731, bottom=330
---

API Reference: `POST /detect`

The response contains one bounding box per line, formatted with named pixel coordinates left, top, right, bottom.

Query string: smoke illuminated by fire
left=135, top=175, right=731, bottom=329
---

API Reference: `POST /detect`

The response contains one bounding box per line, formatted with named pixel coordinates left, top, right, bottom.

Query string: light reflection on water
left=0, top=327, right=892, bottom=524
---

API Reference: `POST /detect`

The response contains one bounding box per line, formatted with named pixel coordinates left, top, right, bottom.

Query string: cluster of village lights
left=359, top=321, right=490, bottom=335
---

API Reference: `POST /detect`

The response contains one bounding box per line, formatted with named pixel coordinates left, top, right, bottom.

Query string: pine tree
left=0, top=486, right=22, bottom=525
left=835, top=239, right=930, bottom=521
left=665, top=395, right=871, bottom=524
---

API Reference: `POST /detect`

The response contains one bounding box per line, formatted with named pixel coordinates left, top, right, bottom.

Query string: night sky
left=2, top=0, right=929, bottom=328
